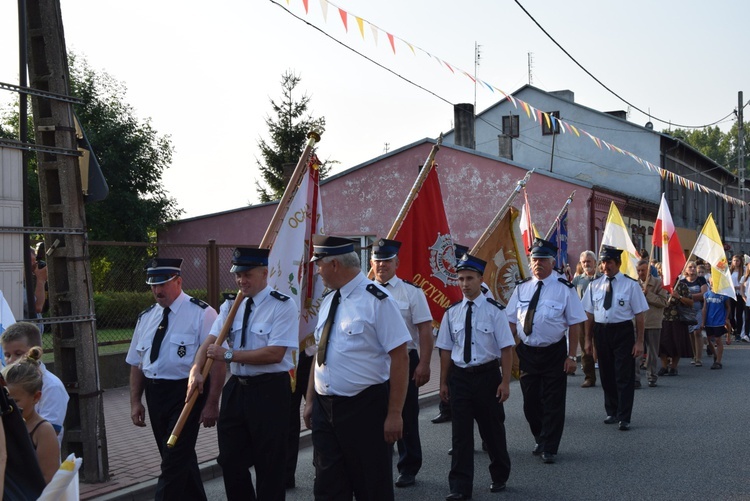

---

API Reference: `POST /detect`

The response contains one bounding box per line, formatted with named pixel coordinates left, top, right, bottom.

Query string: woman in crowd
left=659, top=264, right=694, bottom=376
left=682, top=261, right=708, bottom=366
left=741, top=262, right=750, bottom=342
left=729, top=255, right=745, bottom=342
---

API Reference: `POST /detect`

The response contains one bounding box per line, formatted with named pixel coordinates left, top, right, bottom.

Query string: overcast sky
left=1, top=0, right=747, bottom=219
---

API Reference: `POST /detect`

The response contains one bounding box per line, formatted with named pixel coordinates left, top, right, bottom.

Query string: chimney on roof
left=454, top=104, right=475, bottom=149
left=549, top=90, right=574, bottom=102
left=605, top=110, right=628, bottom=120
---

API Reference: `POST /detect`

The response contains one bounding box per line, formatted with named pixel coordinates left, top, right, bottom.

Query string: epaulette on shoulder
left=270, top=290, right=290, bottom=302
left=558, top=277, right=574, bottom=288
left=139, top=303, right=156, bottom=318
left=366, top=283, right=388, bottom=300
left=402, top=278, right=421, bottom=289
left=487, top=298, right=506, bottom=310
left=515, top=277, right=532, bottom=286
left=481, top=285, right=489, bottom=294
left=222, top=292, right=237, bottom=302
left=190, top=297, right=210, bottom=309
left=624, top=275, right=638, bottom=281
left=447, top=300, right=462, bottom=311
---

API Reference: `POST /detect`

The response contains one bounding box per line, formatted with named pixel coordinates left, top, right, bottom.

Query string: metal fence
left=84, top=240, right=244, bottom=349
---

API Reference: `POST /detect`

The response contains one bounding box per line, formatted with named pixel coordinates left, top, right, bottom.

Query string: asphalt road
left=201, top=343, right=750, bottom=500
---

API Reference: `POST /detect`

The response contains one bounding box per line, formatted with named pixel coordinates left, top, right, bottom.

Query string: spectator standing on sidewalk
left=571, top=250, right=601, bottom=388
left=635, top=260, right=668, bottom=388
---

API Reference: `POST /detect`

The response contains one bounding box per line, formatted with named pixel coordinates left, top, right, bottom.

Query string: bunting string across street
left=276, top=0, right=745, bottom=207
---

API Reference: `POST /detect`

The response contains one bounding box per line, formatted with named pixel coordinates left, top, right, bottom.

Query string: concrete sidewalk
left=81, top=348, right=444, bottom=500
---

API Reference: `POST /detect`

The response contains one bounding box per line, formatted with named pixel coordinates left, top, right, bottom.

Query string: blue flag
left=547, top=210, right=568, bottom=269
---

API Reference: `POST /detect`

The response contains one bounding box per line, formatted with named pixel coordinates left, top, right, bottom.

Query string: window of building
left=502, top=115, right=519, bottom=137
left=728, top=205, right=735, bottom=230
left=541, top=111, right=561, bottom=135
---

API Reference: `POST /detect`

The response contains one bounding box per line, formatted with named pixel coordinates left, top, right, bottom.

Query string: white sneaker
left=741, top=335, right=749, bottom=343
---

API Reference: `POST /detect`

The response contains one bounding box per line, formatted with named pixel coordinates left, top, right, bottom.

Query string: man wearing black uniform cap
left=303, top=235, right=411, bottom=501
left=188, top=247, right=299, bottom=500
left=506, top=239, right=587, bottom=463
left=582, top=246, right=649, bottom=431
left=370, top=238, right=433, bottom=488
left=127, top=258, right=222, bottom=501
left=436, top=253, right=514, bottom=500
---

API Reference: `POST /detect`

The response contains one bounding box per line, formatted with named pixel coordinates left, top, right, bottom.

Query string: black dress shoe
left=541, top=452, right=556, bottom=463
left=395, top=473, right=416, bottom=488
left=618, top=421, right=630, bottom=431
left=445, top=493, right=472, bottom=500
left=490, top=482, right=506, bottom=492
left=532, top=443, right=543, bottom=456
left=603, top=415, right=617, bottom=424
left=432, top=413, right=452, bottom=424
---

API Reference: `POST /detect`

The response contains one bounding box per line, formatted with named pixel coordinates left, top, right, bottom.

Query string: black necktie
left=604, top=277, right=615, bottom=310
left=150, top=306, right=170, bottom=363
left=317, top=290, right=341, bottom=366
left=463, top=301, right=474, bottom=363
left=382, top=282, right=390, bottom=288
left=240, top=298, right=254, bottom=348
left=524, top=281, right=543, bottom=335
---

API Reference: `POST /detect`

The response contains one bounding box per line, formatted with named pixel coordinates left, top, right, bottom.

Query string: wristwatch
left=567, top=356, right=576, bottom=362
left=224, top=350, right=234, bottom=362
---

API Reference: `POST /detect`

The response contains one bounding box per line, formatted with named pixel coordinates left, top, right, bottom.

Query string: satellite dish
left=645, top=121, right=654, bottom=130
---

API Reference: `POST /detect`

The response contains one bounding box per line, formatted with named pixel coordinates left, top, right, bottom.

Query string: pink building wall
left=159, top=140, right=593, bottom=266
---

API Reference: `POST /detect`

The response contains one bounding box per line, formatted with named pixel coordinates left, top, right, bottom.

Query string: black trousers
left=396, top=349, right=423, bottom=476
left=449, top=362, right=511, bottom=496
left=286, top=351, right=313, bottom=484
left=516, top=338, right=568, bottom=454
left=218, top=373, right=291, bottom=501
left=144, top=377, right=208, bottom=501
left=594, top=321, right=636, bottom=423
left=312, top=383, right=393, bottom=501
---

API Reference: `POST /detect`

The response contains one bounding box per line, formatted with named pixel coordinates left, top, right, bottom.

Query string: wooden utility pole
left=23, top=0, right=108, bottom=481
left=739, top=91, right=745, bottom=254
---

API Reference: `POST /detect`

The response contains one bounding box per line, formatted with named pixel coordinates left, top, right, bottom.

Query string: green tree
left=69, top=54, right=181, bottom=241
left=1, top=54, right=181, bottom=290
left=664, top=123, right=748, bottom=173
left=255, top=71, right=328, bottom=202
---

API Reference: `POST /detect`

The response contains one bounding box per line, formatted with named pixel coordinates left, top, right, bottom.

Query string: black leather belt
left=453, top=359, right=499, bottom=373
left=146, top=377, right=188, bottom=385
left=233, top=373, right=286, bottom=386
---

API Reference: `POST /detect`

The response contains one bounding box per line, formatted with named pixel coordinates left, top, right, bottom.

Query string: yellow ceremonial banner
left=601, top=202, right=640, bottom=279
left=691, top=214, right=734, bottom=297
left=472, top=206, right=530, bottom=306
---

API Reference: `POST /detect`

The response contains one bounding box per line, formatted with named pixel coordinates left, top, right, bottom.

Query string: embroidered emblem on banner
left=428, top=233, right=458, bottom=287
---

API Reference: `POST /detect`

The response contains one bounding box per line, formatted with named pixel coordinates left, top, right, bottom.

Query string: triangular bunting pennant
left=338, top=7, right=348, bottom=32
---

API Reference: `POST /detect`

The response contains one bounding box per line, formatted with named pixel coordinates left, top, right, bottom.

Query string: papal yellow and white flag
left=691, top=213, right=734, bottom=297
left=600, top=202, right=640, bottom=278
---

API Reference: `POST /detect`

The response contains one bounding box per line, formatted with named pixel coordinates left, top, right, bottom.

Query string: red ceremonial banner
left=394, top=166, right=461, bottom=324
